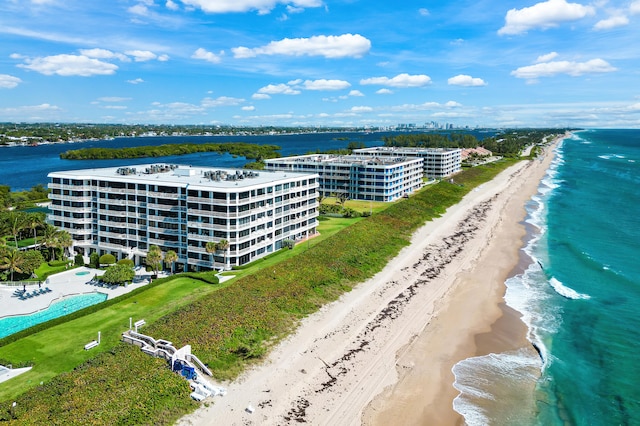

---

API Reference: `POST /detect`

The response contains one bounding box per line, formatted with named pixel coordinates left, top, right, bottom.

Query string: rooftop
left=48, top=164, right=317, bottom=191
left=354, top=146, right=461, bottom=153
left=266, top=154, right=420, bottom=166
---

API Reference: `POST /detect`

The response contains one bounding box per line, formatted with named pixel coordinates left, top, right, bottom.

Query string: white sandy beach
left=176, top=139, right=561, bottom=426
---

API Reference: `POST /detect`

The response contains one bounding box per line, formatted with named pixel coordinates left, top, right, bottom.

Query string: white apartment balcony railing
left=148, top=215, right=181, bottom=223
left=187, top=209, right=235, bottom=219
left=99, top=242, right=126, bottom=251
left=147, top=191, right=180, bottom=199
left=101, top=199, right=127, bottom=206
left=50, top=205, right=92, bottom=213
left=104, top=211, right=128, bottom=217
left=147, top=203, right=181, bottom=211
left=100, top=231, right=127, bottom=239
left=148, top=226, right=180, bottom=235
left=101, top=187, right=128, bottom=194
left=71, top=229, right=94, bottom=236
left=148, top=238, right=181, bottom=248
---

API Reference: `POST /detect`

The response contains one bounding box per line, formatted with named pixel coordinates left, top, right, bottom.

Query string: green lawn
left=218, top=214, right=367, bottom=282
left=0, top=277, right=217, bottom=402
left=321, top=197, right=391, bottom=214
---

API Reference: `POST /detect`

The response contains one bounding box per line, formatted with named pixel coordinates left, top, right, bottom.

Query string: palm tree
left=216, top=239, right=229, bottom=270
left=165, top=250, right=178, bottom=274
left=42, top=224, right=60, bottom=261
left=56, top=230, right=73, bottom=260
left=205, top=241, right=217, bottom=271
left=146, top=245, right=163, bottom=277
left=25, top=212, right=45, bottom=247
left=4, top=211, right=26, bottom=249
left=0, top=248, right=25, bottom=281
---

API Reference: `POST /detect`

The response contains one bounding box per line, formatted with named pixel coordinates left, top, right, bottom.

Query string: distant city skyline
left=1, top=1, right=639, bottom=128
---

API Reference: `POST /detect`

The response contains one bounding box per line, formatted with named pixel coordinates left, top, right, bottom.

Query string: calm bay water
left=453, top=129, right=640, bottom=425
left=1, top=130, right=499, bottom=190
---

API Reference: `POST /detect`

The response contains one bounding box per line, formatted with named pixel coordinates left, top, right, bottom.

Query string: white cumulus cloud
left=303, top=79, right=351, bottom=91
left=447, top=74, right=487, bottom=87
left=536, top=51, right=559, bottom=63
left=632, top=1, right=640, bottom=14
left=376, top=88, right=394, bottom=95
left=232, top=34, right=371, bottom=59
left=348, top=90, right=364, bottom=97
left=252, top=93, right=271, bottom=100
left=127, top=78, right=145, bottom=84
left=0, top=74, right=22, bottom=89
left=351, top=106, right=373, bottom=113
left=192, top=48, right=223, bottom=63
left=242, top=105, right=256, bottom=111
left=257, top=83, right=301, bottom=95
left=125, top=50, right=158, bottom=62
left=80, top=48, right=130, bottom=62
left=512, top=58, right=616, bottom=79
left=17, top=54, right=118, bottom=76
left=498, top=0, right=595, bottom=35
left=201, top=96, right=245, bottom=107
left=593, top=15, right=629, bottom=30
left=179, top=0, right=322, bottom=14
left=360, top=73, right=432, bottom=88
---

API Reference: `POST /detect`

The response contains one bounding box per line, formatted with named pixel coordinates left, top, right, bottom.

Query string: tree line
left=0, top=210, right=72, bottom=281
left=382, top=129, right=569, bottom=156
left=59, top=142, right=282, bottom=161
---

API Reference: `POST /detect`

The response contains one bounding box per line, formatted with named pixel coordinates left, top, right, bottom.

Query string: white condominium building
left=352, top=146, right=462, bottom=178
left=48, top=164, right=319, bottom=271
left=264, top=154, right=423, bottom=202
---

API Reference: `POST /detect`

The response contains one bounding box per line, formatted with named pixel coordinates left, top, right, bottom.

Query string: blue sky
left=1, top=0, right=639, bottom=128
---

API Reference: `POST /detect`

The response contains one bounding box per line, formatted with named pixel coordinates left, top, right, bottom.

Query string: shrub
left=101, top=264, right=135, bottom=285
left=89, top=252, right=99, bottom=269
left=48, top=259, right=68, bottom=267
left=74, top=253, right=84, bottom=267
left=282, top=239, right=295, bottom=249
left=117, top=258, right=134, bottom=267
left=99, top=253, right=116, bottom=265
left=22, top=250, right=45, bottom=277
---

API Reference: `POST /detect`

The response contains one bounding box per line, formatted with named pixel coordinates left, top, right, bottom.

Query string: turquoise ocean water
left=453, top=130, right=640, bottom=425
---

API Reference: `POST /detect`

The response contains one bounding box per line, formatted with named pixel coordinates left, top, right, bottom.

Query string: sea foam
left=548, top=277, right=591, bottom=300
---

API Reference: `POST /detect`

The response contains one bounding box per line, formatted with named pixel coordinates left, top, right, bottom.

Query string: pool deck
left=0, top=267, right=156, bottom=319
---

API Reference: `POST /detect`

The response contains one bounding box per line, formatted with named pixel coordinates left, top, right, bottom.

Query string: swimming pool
left=0, top=293, right=108, bottom=339
left=75, top=271, right=91, bottom=276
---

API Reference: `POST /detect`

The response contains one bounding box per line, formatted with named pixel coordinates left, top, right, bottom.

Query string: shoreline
left=363, top=136, right=563, bottom=425
left=175, top=139, right=563, bottom=426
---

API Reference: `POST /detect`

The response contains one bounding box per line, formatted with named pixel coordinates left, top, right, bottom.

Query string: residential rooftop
left=48, top=164, right=316, bottom=190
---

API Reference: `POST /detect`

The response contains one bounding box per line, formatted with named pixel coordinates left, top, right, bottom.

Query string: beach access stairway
left=122, top=330, right=213, bottom=377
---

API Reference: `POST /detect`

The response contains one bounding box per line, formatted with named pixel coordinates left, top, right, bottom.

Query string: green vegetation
left=101, top=264, right=135, bottom=284
left=0, top=346, right=197, bottom=424
left=98, top=253, right=116, bottom=266
left=0, top=123, right=367, bottom=146
left=59, top=142, right=282, bottom=161
left=383, top=129, right=568, bottom=157
left=0, top=275, right=222, bottom=402
left=0, top=184, right=49, bottom=210
left=0, top=157, right=521, bottom=424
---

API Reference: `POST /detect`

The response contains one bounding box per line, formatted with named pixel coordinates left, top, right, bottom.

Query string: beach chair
left=45, top=287, right=52, bottom=292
